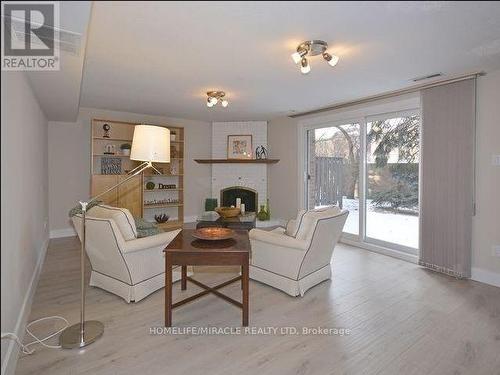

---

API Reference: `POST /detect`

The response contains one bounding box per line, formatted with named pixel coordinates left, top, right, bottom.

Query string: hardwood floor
left=15, top=235, right=500, bottom=375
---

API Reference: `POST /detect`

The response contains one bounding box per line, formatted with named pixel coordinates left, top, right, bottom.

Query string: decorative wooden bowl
left=192, top=227, right=235, bottom=241
left=215, top=207, right=241, bottom=218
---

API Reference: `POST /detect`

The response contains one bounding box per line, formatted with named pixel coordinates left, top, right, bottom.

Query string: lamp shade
left=130, top=125, right=170, bottom=163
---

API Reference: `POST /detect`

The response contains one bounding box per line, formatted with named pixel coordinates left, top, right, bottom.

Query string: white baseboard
left=340, top=237, right=419, bottom=264
left=2, top=237, right=49, bottom=375
left=184, top=215, right=198, bottom=223
left=50, top=227, right=76, bottom=239
left=471, top=267, right=500, bottom=288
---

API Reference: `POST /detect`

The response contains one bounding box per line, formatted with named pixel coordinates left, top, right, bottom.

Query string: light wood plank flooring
left=15, top=236, right=500, bottom=375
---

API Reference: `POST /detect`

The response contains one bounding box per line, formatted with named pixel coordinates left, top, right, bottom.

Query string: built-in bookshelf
left=90, top=118, right=184, bottom=231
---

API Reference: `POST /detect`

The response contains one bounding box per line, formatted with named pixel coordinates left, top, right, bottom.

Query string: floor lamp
left=60, top=125, right=171, bottom=348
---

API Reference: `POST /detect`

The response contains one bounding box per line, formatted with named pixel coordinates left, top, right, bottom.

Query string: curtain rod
left=290, top=71, right=485, bottom=118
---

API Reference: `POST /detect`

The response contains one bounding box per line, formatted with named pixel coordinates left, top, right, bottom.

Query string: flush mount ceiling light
left=291, top=40, right=339, bottom=74
left=206, top=91, right=228, bottom=108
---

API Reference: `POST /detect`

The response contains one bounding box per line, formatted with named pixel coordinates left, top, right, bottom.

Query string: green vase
left=257, top=205, right=268, bottom=221
left=265, top=198, right=271, bottom=220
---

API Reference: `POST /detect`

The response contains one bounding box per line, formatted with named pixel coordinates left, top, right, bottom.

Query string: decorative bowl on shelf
left=154, top=214, right=169, bottom=223
left=215, top=207, right=241, bottom=218
left=192, top=227, right=235, bottom=241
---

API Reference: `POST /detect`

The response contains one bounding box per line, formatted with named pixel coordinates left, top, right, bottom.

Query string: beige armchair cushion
left=88, top=204, right=137, bottom=240
left=295, top=206, right=341, bottom=241
left=284, top=209, right=306, bottom=237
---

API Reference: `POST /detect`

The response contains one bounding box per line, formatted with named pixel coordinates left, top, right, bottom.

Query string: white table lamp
left=131, top=124, right=170, bottom=163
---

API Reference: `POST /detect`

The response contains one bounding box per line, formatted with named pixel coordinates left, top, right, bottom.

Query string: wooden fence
left=314, top=157, right=344, bottom=208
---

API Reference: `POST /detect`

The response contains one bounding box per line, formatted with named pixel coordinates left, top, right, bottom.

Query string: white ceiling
left=43, top=1, right=500, bottom=121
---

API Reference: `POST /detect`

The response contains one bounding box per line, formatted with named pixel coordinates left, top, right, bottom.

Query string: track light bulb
left=300, top=57, right=310, bottom=74
left=207, top=100, right=214, bottom=107
left=291, top=51, right=302, bottom=64
left=291, top=48, right=308, bottom=64
left=221, top=100, right=228, bottom=108
left=209, top=97, right=218, bottom=105
left=323, top=52, right=339, bottom=67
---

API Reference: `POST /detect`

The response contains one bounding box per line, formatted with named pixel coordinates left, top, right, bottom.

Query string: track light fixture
left=206, top=91, right=228, bottom=108
left=291, top=40, right=339, bottom=74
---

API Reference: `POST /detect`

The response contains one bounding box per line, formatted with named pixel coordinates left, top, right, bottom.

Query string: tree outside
left=314, top=115, right=419, bottom=214
left=367, top=115, right=419, bottom=214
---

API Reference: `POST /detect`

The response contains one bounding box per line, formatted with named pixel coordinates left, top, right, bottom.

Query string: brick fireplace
left=211, top=121, right=268, bottom=209
left=220, top=186, right=258, bottom=212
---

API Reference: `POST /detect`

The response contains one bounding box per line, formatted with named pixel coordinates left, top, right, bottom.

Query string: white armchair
left=72, top=204, right=183, bottom=303
left=249, top=206, right=348, bottom=297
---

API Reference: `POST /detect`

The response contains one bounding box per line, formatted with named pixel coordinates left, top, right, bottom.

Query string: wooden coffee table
left=163, top=229, right=250, bottom=327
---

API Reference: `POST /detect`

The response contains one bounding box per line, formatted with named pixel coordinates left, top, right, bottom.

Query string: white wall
left=1, top=72, right=49, bottom=375
left=211, top=121, right=268, bottom=208
left=472, top=69, right=500, bottom=286
left=268, top=116, right=299, bottom=220
left=48, top=108, right=211, bottom=236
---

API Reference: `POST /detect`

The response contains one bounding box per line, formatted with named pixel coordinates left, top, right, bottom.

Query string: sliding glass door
left=306, top=122, right=360, bottom=235
left=365, top=113, right=420, bottom=251
left=304, top=110, right=420, bottom=253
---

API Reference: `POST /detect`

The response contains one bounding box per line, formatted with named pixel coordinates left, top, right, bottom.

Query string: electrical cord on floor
left=1, top=316, right=69, bottom=354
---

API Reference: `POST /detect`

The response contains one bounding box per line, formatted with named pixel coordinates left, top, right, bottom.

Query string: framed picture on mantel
left=227, top=135, right=253, bottom=159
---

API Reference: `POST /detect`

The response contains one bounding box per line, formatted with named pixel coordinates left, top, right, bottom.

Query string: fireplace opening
left=220, top=186, right=257, bottom=212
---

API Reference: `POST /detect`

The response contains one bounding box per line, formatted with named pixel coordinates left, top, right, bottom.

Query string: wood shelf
left=93, top=155, right=183, bottom=159
left=93, top=137, right=133, bottom=142
left=93, top=136, right=183, bottom=145
left=195, top=159, right=279, bottom=164
left=144, top=174, right=183, bottom=177
left=155, top=158, right=184, bottom=162
left=156, top=220, right=183, bottom=231
left=143, top=203, right=183, bottom=209
left=93, top=154, right=131, bottom=157
left=144, top=188, right=182, bottom=192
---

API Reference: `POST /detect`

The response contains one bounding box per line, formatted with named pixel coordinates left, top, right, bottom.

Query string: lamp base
left=59, top=320, right=104, bottom=349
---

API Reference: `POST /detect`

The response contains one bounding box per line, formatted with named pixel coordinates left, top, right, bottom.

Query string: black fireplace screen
left=220, top=187, right=257, bottom=212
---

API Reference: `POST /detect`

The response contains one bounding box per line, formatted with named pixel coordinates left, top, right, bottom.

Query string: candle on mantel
left=236, top=198, right=241, bottom=208
left=240, top=203, right=245, bottom=215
